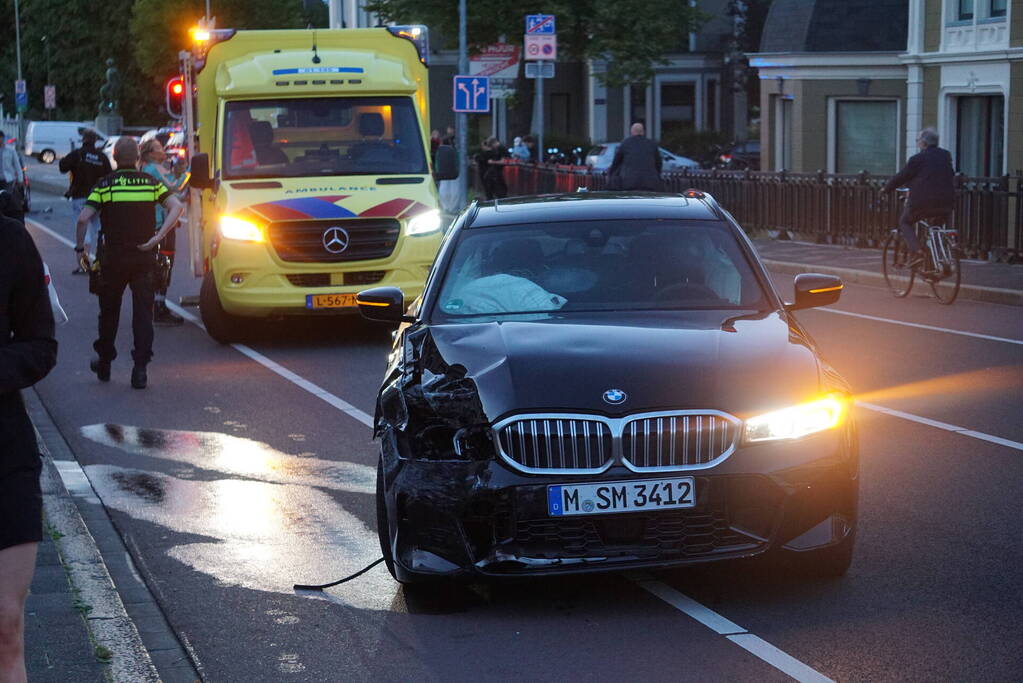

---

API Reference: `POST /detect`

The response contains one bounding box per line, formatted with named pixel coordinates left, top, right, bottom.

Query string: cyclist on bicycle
left=882, top=127, right=955, bottom=268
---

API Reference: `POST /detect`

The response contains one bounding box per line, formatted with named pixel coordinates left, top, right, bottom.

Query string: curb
left=762, top=259, right=1023, bottom=307
left=26, top=388, right=203, bottom=683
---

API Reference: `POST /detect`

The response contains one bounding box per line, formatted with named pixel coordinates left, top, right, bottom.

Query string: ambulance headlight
left=219, top=215, right=264, bottom=242
left=406, top=209, right=442, bottom=236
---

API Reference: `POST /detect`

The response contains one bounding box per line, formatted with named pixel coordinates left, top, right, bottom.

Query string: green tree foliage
left=0, top=0, right=320, bottom=126
left=364, top=0, right=706, bottom=88
left=129, top=0, right=310, bottom=91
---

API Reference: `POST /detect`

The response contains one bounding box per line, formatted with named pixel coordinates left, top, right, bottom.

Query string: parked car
left=586, top=143, right=699, bottom=172
left=357, top=191, right=858, bottom=587
left=717, top=140, right=761, bottom=171
left=23, top=120, right=94, bottom=163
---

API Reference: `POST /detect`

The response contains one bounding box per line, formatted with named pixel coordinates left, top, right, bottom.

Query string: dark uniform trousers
left=94, top=250, right=156, bottom=365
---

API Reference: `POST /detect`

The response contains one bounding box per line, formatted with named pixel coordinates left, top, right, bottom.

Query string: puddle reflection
left=81, top=424, right=374, bottom=494
left=80, top=425, right=395, bottom=610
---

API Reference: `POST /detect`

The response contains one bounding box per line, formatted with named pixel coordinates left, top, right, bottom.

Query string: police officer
left=74, top=137, right=183, bottom=389
left=60, top=129, right=111, bottom=272
left=0, top=187, right=57, bottom=682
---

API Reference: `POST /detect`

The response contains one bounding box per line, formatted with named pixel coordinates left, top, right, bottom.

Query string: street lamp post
left=457, top=0, right=468, bottom=209
left=13, top=0, right=24, bottom=142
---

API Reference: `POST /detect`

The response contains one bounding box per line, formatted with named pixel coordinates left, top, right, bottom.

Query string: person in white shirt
left=0, top=132, right=25, bottom=194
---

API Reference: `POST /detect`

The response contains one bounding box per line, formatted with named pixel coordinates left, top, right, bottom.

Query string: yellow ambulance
left=187, top=27, right=457, bottom=342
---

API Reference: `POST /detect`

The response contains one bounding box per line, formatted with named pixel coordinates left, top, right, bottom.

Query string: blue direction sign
left=15, top=79, right=27, bottom=113
left=526, top=14, right=556, bottom=34
left=452, top=75, right=490, bottom=113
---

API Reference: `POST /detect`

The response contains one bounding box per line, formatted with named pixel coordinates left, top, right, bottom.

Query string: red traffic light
left=166, top=77, right=185, bottom=120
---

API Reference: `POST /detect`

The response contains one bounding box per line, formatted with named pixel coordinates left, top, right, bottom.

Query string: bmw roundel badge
left=603, top=388, right=627, bottom=405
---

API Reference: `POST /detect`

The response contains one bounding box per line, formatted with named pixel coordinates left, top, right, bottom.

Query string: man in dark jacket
left=0, top=201, right=58, bottom=682
left=882, top=127, right=955, bottom=264
left=608, top=123, right=663, bottom=192
left=60, top=129, right=111, bottom=271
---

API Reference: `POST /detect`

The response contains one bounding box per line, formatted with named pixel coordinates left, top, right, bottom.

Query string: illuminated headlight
left=406, top=209, right=442, bottom=236
left=219, top=215, right=263, bottom=242
left=744, top=395, right=847, bottom=443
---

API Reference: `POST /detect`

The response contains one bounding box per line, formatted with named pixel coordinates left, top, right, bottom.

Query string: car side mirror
left=786, top=273, right=843, bottom=311
left=434, top=145, right=458, bottom=181
left=190, top=152, right=212, bottom=189
left=357, top=286, right=414, bottom=323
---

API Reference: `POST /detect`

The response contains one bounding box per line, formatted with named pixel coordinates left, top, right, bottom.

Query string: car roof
left=466, top=192, right=722, bottom=228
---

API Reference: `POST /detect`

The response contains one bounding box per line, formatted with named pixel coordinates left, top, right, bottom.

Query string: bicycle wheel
left=929, top=236, right=961, bottom=304
left=883, top=232, right=914, bottom=297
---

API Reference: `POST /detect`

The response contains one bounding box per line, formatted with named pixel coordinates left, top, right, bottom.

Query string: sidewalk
left=24, top=516, right=107, bottom=682
left=753, top=238, right=1023, bottom=306
left=24, top=389, right=200, bottom=683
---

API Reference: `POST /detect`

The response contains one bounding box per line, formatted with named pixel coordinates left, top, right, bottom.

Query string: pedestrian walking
left=0, top=194, right=58, bottom=683
left=0, top=131, right=26, bottom=217
left=139, top=138, right=188, bottom=325
left=74, top=137, right=184, bottom=389
left=882, top=127, right=955, bottom=268
left=608, top=122, right=663, bottom=192
left=59, top=129, right=111, bottom=272
left=481, top=137, right=508, bottom=200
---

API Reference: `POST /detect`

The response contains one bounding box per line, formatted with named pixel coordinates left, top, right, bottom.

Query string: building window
left=834, top=100, right=898, bottom=175
left=956, top=95, right=1004, bottom=176
left=630, top=85, right=648, bottom=128
left=660, top=82, right=696, bottom=137
left=989, top=0, right=1007, bottom=18
left=958, top=0, right=974, bottom=20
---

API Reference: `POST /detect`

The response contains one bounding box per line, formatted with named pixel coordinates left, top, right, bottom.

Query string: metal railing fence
left=486, top=162, right=1021, bottom=260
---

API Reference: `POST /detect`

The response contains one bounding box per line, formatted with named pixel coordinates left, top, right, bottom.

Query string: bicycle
left=882, top=217, right=961, bottom=304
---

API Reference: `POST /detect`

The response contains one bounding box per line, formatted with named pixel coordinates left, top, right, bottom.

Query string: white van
left=24, top=121, right=96, bottom=164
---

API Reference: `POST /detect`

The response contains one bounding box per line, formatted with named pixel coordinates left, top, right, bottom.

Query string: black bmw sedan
left=357, top=192, right=858, bottom=585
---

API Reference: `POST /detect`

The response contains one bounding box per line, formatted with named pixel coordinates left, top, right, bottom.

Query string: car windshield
left=433, top=219, right=767, bottom=319
left=222, top=96, right=428, bottom=179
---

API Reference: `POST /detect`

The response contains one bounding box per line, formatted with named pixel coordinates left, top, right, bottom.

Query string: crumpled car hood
left=425, top=310, right=824, bottom=421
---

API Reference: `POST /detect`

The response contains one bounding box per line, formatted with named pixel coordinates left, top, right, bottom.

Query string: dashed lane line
left=24, top=217, right=836, bottom=682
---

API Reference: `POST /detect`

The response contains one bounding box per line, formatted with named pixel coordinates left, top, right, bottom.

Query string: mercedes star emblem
left=322, top=226, right=350, bottom=254
left=603, top=389, right=627, bottom=405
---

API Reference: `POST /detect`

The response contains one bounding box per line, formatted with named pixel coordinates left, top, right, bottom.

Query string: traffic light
left=166, top=77, right=185, bottom=120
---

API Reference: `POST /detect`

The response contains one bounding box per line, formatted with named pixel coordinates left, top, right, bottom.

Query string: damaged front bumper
left=378, top=425, right=859, bottom=583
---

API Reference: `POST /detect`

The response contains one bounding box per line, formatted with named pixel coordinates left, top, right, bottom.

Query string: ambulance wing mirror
left=434, top=145, right=458, bottom=181
left=190, top=153, right=213, bottom=189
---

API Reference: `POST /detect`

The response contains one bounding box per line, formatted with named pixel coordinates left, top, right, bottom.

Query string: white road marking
left=53, top=458, right=102, bottom=505
left=727, top=634, right=833, bottom=683
left=817, top=308, right=1023, bottom=346
left=856, top=402, right=1023, bottom=452
left=629, top=574, right=833, bottom=682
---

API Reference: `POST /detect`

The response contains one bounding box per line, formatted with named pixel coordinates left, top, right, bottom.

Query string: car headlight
left=406, top=209, right=441, bottom=236
left=219, top=215, right=264, bottom=242
left=744, top=395, right=847, bottom=443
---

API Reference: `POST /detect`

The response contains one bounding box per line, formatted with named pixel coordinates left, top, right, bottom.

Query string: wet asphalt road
left=22, top=175, right=1023, bottom=682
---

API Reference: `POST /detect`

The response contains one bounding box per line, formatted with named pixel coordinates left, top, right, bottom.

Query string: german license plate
left=306, top=293, right=358, bottom=309
left=548, top=477, right=695, bottom=517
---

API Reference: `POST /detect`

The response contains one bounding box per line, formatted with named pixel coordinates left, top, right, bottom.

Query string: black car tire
left=199, top=271, right=246, bottom=344
left=39, top=149, right=56, bottom=164
left=376, top=458, right=398, bottom=581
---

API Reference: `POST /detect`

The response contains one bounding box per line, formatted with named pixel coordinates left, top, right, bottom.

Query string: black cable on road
left=293, top=557, right=386, bottom=591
